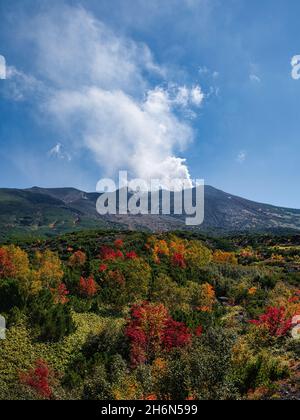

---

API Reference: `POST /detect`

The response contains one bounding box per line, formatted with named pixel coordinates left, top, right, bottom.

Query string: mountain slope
left=201, top=186, right=300, bottom=232
left=0, top=188, right=116, bottom=241
left=1, top=185, right=300, bottom=240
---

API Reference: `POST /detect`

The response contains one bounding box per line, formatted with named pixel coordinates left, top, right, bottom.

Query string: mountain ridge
left=1, top=185, right=300, bottom=240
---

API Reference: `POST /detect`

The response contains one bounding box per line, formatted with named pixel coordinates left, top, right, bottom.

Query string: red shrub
left=289, top=290, right=300, bottom=303
left=171, top=253, right=186, bottom=269
left=115, top=250, right=124, bottom=259
left=99, top=264, right=108, bottom=272
left=162, top=318, right=192, bottom=351
left=195, top=325, right=203, bottom=337
left=125, top=302, right=191, bottom=367
left=51, top=283, right=69, bottom=304
left=114, top=239, right=124, bottom=249
left=249, top=307, right=292, bottom=337
left=20, top=359, right=53, bottom=399
left=126, top=251, right=138, bottom=260
left=101, top=246, right=118, bottom=261
left=100, top=246, right=123, bottom=261
left=126, top=302, right=168, bottom=367
left=79, top=276, right=98, bottom=297
left=0, top=248, right=15, bottom=278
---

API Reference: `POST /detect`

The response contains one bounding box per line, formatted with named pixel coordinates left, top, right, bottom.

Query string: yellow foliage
left=185, top=240, right=212, bottom=269
left=6, top=246, right=30, bottom=281
left=213, top=250, right=238, bottom=265
left=271, top=254, right=284, bottom=262
left=188, top=282, right=216, bottom=313
left=33, top=250, right=64, bottom=289
left=152, top=357, right=167, bottom=379
left=112, top=378, right=139, bottom=400
left=0, top=245, right=41, bottom=296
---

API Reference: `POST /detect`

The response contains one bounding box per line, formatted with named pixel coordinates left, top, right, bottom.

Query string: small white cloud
left=173, top=84, right=204, bottom=108
left=249, top=73, right=261, bottom=83
left=175, top=86, right=190, bottom=107
left=199, top=66, right=209, bottom=75
left=190, top=85, right=205, bottom=106
left=199, top=66, right=219, bottom=80
left=48, top=143, right=71, bottom=161
left=237, top=151, right=247, bottom=164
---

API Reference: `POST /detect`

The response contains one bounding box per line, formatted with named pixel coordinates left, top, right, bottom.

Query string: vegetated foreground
left=0, top=229, right=300, bottom=400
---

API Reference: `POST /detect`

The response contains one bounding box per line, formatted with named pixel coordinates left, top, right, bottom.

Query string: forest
left=0, top=229, right=299, bottom=400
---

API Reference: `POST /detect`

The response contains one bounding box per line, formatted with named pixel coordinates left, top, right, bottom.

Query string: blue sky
left=0, top=0, right=300, bottom=207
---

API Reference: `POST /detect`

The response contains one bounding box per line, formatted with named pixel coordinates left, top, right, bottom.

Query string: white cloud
left=47, top=86, right=194, bottom=189
left=25, top=6, right=163, bottom=96
left=249, top=74, right=261, bottom=83
left=14, top=5, right=204, bottom=190
left=237, top=151, right=247, bottom=164
left=199, top=66, right=209, bottom=75
left=3, top=66, right=44, bottom=101
left=170, top=84, right=205, bottom=109
left=48, top=143, right=71, bottom=161
left=190, top=85, right=205, bottom=106
left=199, top=66, right=219, bottom=80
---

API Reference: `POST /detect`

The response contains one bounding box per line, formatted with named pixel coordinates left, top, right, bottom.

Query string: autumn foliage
left=126, top=251, right=138, bottom=260
left=101, top=246, right=124, bottom=261
left=249, top=307, right=292, bottom=337
left=162, top=318, right=192, bottom=351
left=34, top=250, right=64, bottom=289
left=68, top=250, right=86, bottom=267
left=114, top=239, right=124, bottom=249
left=197, top=283, right=216, bottom=312
left=79, top=276, right=98, bottom=297
left=126, top=302, right=192, bottom=367
left=2, top=232, right=300, bottom=401
left=20, top=360, right=53, bottom=399
left=0, top=248, right=15, bottom=278
left=0, top=245, right=30, bottom=281
left=51, top=283, right=70, bottom=305
left=171, top=252, right=186, bottom=268
left=213, top=250, right=238, bottom=265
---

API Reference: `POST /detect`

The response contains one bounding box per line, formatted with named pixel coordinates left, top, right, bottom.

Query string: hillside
left=0, top=229, right=299, bottom=400
left=1, top=186, right=300, bottom=240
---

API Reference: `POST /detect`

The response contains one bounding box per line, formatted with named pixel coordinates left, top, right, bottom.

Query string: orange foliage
left=144, top=394, right=158, bottom=400
left=0, top=247, right=15, bottom=278
left=213, top=250, right=238, bottom=265
left=79, top=276, right=98, bottom=297
left=248, top=287, right=258, bottom=296
left=68, top=251, right=86, bottom=267
left=197, top=283, right=216, bottom=313
left=114, top=239, right=124, bottom=249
